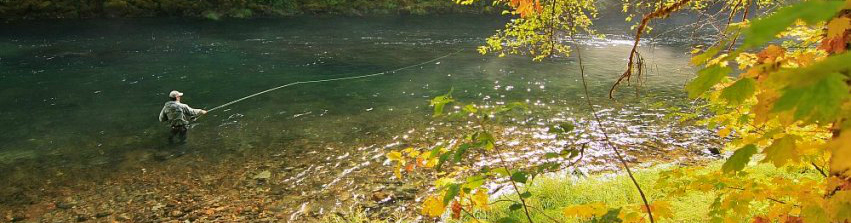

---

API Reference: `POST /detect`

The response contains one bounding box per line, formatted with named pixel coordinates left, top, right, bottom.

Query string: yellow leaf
left=735, top=53, right=758, bottom=69
left=756, top=45, right=785, bottom=63
left=473, top=188, right=490, bottom=210
left=719, top=127, right=732, bottom=138
left=563, top=202, right=607, bottom=219
left=828, top=131, right=851, bottom=178
left=761, top=135, right=801, bottom=167
left=387, top=151, right=404, bottom=162
left=643, top=201, right=674, bottom=220
left=618, top=210, right=644, bottom=223
left=394, top=164, right=403, bottom=179
left=752, top=90, right=779, bottom=125
left=826, top=17, right=851, bottom=39
left=422, top=195, right=447, bottom=217
left=435, top=177, right=457, bottom=188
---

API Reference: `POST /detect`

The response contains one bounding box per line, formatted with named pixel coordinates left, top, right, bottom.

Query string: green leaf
left=474, top=131, right=496, bottom=150
left=590, top=208, right=623, bottom=223
left=510, top=171, right=528, bottom=184
left=436, top=151, right=452, bottom=170
left=492, top=167, right=511, bottom=177
left=497, top=217, right=520, bottom=223
left=720, top=78, right=756, bottom=105
left=779, top=52, right=851, bottom=87
left=536, top=162, right=559, bottom=172
left=772, top=73, right=848, bottom=123
left=544, top=152, right=559, bottom=159
left=428, top=146, right=443, bottom=159
left=743, top=0, right=845, bottom=48
left=761, top=136, right=800, bottom=167
left=453, top=143, right=472, bottom=163
left=686, top=65, right=730, bottom=98
left=722, top=144, right=758, bottom=173
left=520, top=192, right=532, bottom=199
left=443, top=183, right=460, bottom=205
left=562, top=148, right=579, bottom=158
left=549, top=122, right=575, bottom=134
left=691, top=44, right=724, bottom=66
left=430, top=88, right=454, bottom=117
left=509, top=203, right=523, bottom=211
left=463, top=104, right=478, bottom=114
left=464, top=175, right=486, bottom=189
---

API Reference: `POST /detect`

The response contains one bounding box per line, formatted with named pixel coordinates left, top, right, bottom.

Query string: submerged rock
left=253, top=170, right=272, bottom=180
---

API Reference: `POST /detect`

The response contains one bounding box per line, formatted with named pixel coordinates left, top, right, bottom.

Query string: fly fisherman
left=159, top=90, right=207, bottom=143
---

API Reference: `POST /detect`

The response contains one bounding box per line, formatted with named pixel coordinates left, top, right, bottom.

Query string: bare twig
left=573, top=40, right=656, bottom=223
left=812, top=162, right=828, bottom=178
left=471, top=115, right=535, bottom=223
left=609, top=0, right=694, bottom=99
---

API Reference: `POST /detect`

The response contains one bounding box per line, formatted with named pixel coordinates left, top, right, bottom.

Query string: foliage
left=385, top=0, right=851, bottom=222
left=675, top=0, right=851, bottom=220
left=467, top=0, right=599, bottom=60
left=0, top=0, right=498, bottom=20
left=469, top=161, right=821, bottom=222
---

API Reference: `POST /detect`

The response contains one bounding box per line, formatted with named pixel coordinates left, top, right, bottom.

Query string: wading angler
left=158, top=90, right=207, bottom=143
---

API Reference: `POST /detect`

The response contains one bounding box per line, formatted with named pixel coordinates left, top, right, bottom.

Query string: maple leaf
left=721, top=77, right=757, bottom=105
left=828, top=130, right=851, bottom=178
left=761, top=135, right=801, bottom=167
left=562, top=202, right=607, bottom=219
left=819, top=17, right=851, bottom=54
left=819, top=34, right=849, bottom=54
left=386, top=151, right=404, bottom=162
left=719, top=127, right=732, bottom=138
left=686, top=65, right=731, bottom=98
left=643, top=201, right=674, bottom=219
left=752, top=216, right=770, bottom=223
left=753, top=90, right=779, bottom=125
left=773, top=72, right=848, bottom=124
left=826, top=17, right=850, bottom=39
left=723, top=144, right=758, bottom=173
left=422, top=195, right=447, bottom=217
left=451, top=200, right=462, bottom=219
left=757, top=45, right=786, bottom=63
left=784, top=216, right=804, bottom=223
left=472, top=188, right=490, bottom=210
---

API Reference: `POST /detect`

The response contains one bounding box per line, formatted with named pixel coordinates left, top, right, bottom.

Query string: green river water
left=0, top=15, right=719, bottom=221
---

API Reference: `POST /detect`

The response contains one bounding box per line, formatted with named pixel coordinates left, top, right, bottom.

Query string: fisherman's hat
left=169, top=90, right=184, bottom=98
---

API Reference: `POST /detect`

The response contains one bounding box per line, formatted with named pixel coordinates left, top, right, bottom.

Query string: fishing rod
left=202, top=49, right=463, bottom=114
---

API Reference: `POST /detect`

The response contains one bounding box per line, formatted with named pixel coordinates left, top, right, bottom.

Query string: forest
left=0, top=0, right=496, bottom=19
left=0, top=0, right=849, bottom=222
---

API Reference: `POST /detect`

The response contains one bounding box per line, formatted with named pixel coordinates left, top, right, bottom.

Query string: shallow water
left=0, top=15, right=718, bottom=220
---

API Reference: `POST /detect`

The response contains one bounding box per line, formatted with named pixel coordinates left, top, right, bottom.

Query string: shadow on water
left=0, top=15, right=720, bottom=221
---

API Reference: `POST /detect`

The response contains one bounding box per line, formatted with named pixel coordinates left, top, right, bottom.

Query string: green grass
left=458, top=161, right=822, bottom=223
left=318, top=161, right=822, bottom=223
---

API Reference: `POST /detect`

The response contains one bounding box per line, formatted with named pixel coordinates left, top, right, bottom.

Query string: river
left=0, top=15, right=718, bottom=221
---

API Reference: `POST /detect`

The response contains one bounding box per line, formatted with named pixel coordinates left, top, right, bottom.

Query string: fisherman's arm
left=182, top=104, right=207, bottom=117
left=158, top=106, right=168, bottom=122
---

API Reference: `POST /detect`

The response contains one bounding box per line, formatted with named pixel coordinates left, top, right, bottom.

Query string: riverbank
left=323, top=161, right=822, bottom=222
left=0, top=0, right=499, bottom=21
left=0, top=120, right=717, bottom=222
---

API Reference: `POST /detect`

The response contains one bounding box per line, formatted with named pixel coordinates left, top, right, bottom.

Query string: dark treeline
left=0, top=0, right=498, bottom=20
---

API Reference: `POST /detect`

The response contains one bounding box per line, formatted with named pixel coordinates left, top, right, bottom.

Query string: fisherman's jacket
left=158, top=101, right=202, bottom=126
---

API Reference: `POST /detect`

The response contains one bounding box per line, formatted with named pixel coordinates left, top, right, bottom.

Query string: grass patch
left=458, top=161, right=822, bottom=223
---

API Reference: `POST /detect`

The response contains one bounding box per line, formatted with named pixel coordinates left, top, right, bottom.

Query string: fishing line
left=206, top=49, right=463, bottom=112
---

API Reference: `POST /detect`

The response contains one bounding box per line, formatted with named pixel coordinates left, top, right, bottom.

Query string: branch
left=573, top=40, right=656, bottom=223
left=811, top=162, right=828, bottom=178
left=609, top=0, right=694, bottom=99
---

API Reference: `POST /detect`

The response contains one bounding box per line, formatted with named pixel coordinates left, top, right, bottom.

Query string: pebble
left=170, top=210, right=185, bottom=217
left=95, top=212, right=111, bottom=218
left=56, top=202, right=73, bottom=209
